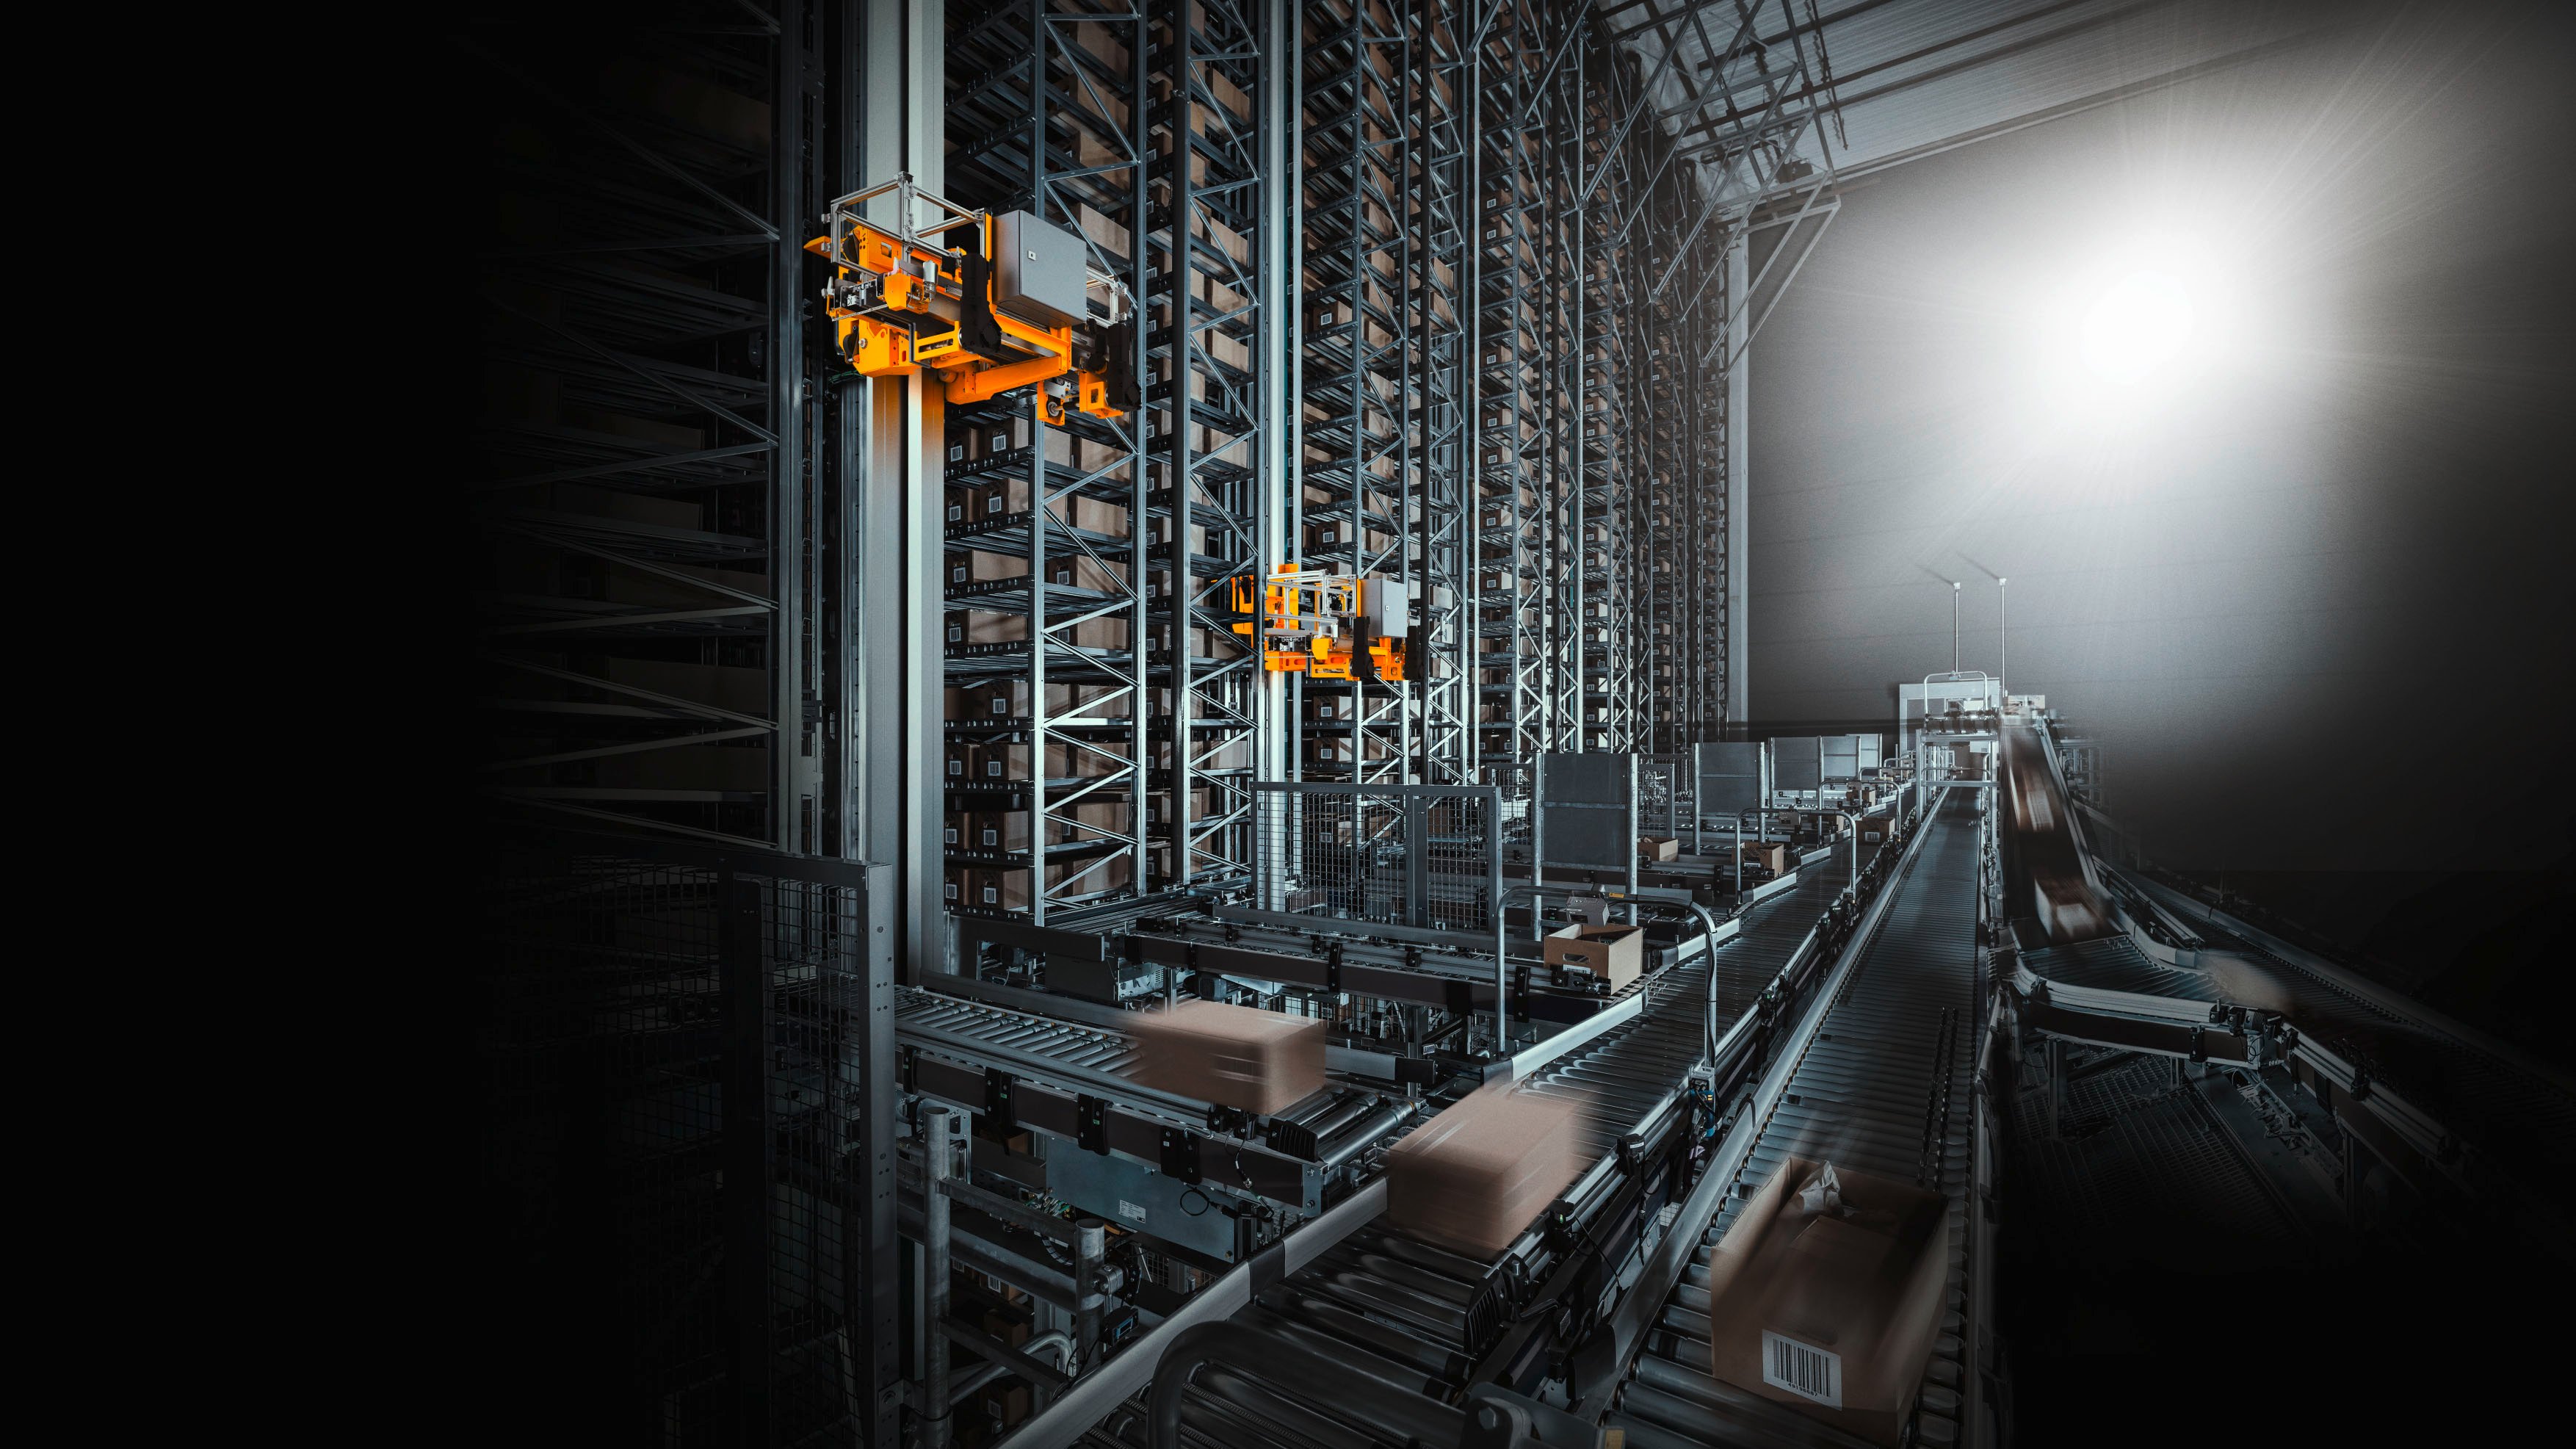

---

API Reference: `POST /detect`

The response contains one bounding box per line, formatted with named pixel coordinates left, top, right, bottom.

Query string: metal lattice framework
left=469, top=11, right=817, bottom=853
left=921, top=0, right=1774, bottom=929
left=940, top=1, right=1157, bottom=924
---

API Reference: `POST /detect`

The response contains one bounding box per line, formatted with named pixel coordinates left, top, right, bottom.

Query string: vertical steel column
left=1259, top=0, right=1294, bottom=789
left=773, top=0, right=814, bottom=853
left=1161, top=0, right=1198, bottom=883
left=1723, top=231, right=1749, bottom=737
left=863, top=0, right=945, bottom=978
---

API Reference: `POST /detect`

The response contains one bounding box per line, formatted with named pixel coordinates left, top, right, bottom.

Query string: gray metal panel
left=992, top=209, right=1086, bottom=329
left=1043, top=1147, right=1242, bottom=1262
left=1821, top=734, right=1859, bottom=780
left=1694, top=740, right=1763, bottom=815
left=1857, top=734, right=1884, bottom=772
left=1772, top=736, right=1822, bottom=792
left=1540, top=751, right=1638, bottom=870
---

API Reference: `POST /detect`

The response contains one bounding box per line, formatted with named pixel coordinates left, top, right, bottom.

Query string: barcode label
left=1118, top=1200, right=1148, bottom=1224
left=1762, top=1331, right=1842, bottom=1409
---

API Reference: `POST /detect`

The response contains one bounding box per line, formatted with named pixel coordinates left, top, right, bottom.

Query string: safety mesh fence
left=1251, top=784, right=1501, bottom=935
left=477, top=840, right=889, bottom=1446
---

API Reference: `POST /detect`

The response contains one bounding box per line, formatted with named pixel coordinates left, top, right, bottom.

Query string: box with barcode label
left=1701, top=1157, right=1951, bottom=1447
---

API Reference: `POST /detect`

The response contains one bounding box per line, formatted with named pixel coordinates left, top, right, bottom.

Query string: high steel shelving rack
left=917, top=0, right=1786, bottom=929
left=937, top=1, right=1157, bottom=925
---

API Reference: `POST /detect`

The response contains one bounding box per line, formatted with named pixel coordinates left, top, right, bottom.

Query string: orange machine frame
left=806, top=175, right=1125, bottom=424
left=1229, top=565, right=1409, bottom=683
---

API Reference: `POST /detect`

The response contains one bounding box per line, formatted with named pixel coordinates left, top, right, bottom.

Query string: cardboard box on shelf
left=943, top=739, right=977, bottom=782
left=1543, top=924, right=1647, bottom=991
left=1054, top=797, right=1135, bottom=844
left=1383, top=1083, right=1583, bottom=1260
left=1068, top=614, right=1132, bottom=651
left=1638, top=836, right=1681, bottom=863
left=943, top=610, right=1029, bottom=648
left=1046, top=552, right=1129, bottom=593
left=1066, top=495, right=1130, bottom=539
left=965, top=809, right=1031, bottom=853
left=1076, top=203, right=1132, bottom=261
left=949, top=550, right=1031, bottom=587
left=970, top=475, right=1032, bottom=521
left=1044, top=738, right=1115, bottom=781
left=979, top=739, right=1032, bottom=783
left=972, top=679, right=1120, bottom=722
left=1701, top=1160, right=1951, bottom=1448
left=1126, top=1000, right=1325, bottom=1115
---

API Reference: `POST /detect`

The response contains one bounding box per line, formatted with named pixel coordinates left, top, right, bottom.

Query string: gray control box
left=993, top=209, right=1087, bottom=330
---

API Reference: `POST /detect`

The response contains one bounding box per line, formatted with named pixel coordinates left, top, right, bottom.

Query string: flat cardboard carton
left=1126, top=1000, right=1325, bottom=1115
left=1383, top=1085, right=1583, bottom=1259
left=1702, top=1158, right=1951, bottom=1448
left=1737, top=842, right=1790, bottom=875
left=1543, top=924, right=1646, bottom=991
left=1638, top=835, right=1680, bottom=862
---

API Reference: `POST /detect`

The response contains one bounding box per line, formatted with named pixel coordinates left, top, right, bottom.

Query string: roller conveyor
left=2019, top=886, right=2576, bottom=1205
left=1519, top=834, right=1885, bottom=1173
left=1608, top=791, right=1984, bottom=1449
left=1059, top=816, right=1928, bottom=1449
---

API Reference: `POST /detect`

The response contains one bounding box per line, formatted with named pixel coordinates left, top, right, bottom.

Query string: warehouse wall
left=1745, top=4, right=2576, bottom=870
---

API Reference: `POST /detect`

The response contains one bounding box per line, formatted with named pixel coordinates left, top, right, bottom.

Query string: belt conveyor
left=1606, top=790, right=1984, bottom=1449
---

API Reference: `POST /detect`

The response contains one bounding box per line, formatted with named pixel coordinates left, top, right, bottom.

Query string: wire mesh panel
left=1248, top=781, right=1501, bottom=939
left=479, top=836, right=895, bottom=1447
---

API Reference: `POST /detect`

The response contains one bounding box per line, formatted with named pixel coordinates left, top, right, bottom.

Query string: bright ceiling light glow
left=2079, top=269, right=2196, bottom=383
left=2018, top=231, right=2248, bottom=436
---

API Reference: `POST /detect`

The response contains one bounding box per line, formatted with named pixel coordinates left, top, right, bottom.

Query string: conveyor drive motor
left=806, top=172, right=1138, bottom=424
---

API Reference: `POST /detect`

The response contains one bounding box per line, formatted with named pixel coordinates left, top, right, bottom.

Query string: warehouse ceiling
left=1602, top=0, right=2356, bottom=217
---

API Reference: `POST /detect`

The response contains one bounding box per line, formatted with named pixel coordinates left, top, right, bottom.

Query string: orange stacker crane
left=1230, top=565, right=1417, bottom=683
left=806, top=173, right=1137, bottom=425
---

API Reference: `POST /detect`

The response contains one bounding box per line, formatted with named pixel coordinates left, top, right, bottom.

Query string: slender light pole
left=1951, top=580, right=1961, bottom=671
left=1997, top=577, right=2008, bottom=701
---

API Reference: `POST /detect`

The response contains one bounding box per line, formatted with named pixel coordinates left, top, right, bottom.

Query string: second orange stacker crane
left=1231, top=565, right=1417, bottom=683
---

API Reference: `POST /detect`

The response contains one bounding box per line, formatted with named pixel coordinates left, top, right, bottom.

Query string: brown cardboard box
left=1054, top=797, right=1135, bottom=844
left=963, top=854, right=1135, bottom=911
left=1543, top=924, right=1646, bottom=991
left=1638, top=836, right=1680, bottom=862
left=1737, top=842, right=1790, bottom=875
left=948, top=550, right=1030, bottom=587
left=1702, top=1160, right=1951, bottom=1448
left=1126, top=1000, right=1325, bottom=1115
left=969, top=475, right=1032, bottom=521
left=966, top=810, right=1032, bottom=853
left=1383, top=1084, right=1583, bottom=1260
